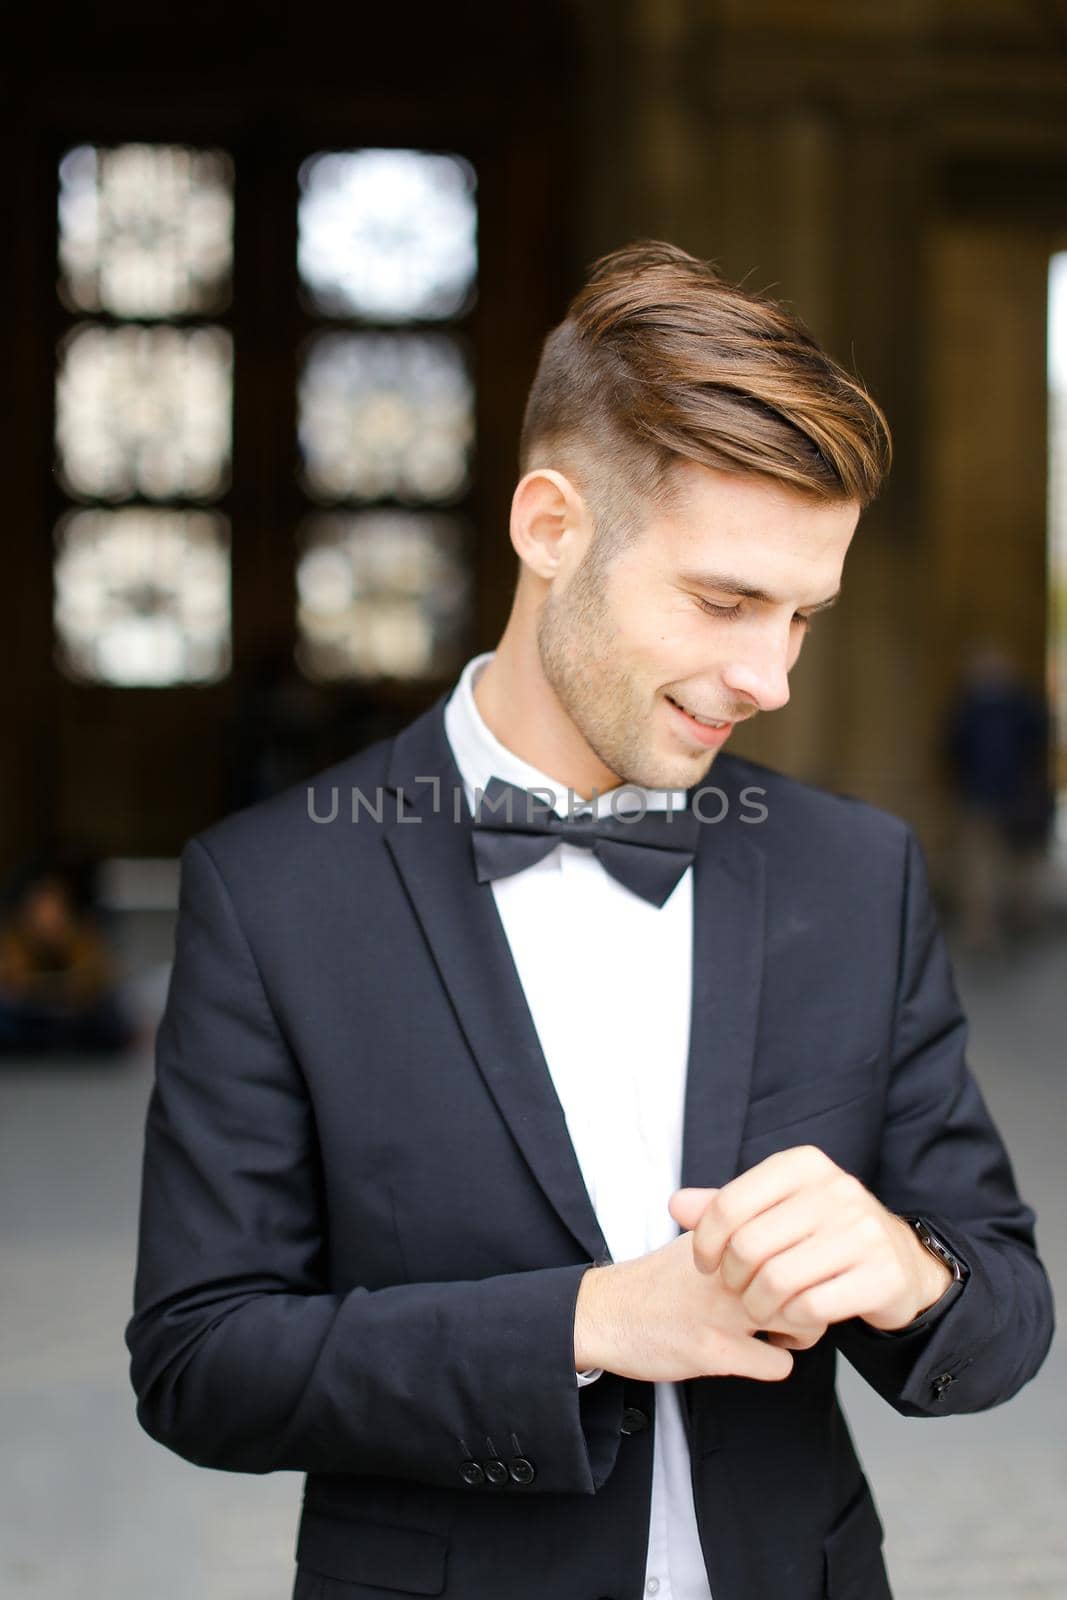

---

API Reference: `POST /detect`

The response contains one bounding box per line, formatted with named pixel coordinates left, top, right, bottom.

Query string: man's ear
left=509, top=468, right=588, bottom=579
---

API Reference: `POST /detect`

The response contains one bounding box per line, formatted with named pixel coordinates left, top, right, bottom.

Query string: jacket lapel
left=680, top=792, right=767, bottom=1191
left=380, top=698, right=766, bottom=1261
left=382, top=697, right=611, bottom=1266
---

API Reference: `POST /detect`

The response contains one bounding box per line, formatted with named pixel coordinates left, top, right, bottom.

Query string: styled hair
left=519, top=241, right=892, bottom=550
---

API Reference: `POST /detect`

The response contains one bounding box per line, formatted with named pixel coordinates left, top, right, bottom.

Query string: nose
left=720, top=630, right=793, bottom=714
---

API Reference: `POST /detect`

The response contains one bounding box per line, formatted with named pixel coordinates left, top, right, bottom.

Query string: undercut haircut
left=518, top=240, right=892, bottom=560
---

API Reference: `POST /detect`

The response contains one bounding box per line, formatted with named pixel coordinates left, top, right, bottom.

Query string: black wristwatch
left=898, top=1215, right=968, bottom=1326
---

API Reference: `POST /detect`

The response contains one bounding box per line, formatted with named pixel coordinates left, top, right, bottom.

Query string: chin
left=634, top=747, right=718, bottom=793
left=669, top=749, right=721, bottom=789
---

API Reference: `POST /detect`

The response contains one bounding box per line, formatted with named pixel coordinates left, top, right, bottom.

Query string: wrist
left=912, top=1247, right=955, bottom=1318
left=573, top=1263, right=612, bottom=1372
left=905, top=1215, right=964, bottom=1314
left=876, top=1215, right=955, bottom=1330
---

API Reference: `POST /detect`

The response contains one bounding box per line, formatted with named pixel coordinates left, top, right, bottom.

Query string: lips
left=665, top=694, right=735, bottom=750
left=666, top=694, right=726, bottom=728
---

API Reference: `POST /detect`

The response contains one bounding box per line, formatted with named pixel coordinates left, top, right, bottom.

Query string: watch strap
left=887, top=1214, right=969, bottom=1333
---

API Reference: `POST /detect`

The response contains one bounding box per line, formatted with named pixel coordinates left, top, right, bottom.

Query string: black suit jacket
left=127, top=695, right=1054, bottom=1600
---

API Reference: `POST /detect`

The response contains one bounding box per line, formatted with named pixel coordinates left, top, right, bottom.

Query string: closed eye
left=695, top=597, right=814, bottom=629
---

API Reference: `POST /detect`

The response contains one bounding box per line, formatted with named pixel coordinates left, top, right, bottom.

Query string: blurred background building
left=4, top=0, right=1067, bottom=874
left=1, top=2, right=1064, bottom=1596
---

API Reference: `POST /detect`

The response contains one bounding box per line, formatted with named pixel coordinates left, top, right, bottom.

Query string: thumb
left=669, top=1186, right=719, bottom=1231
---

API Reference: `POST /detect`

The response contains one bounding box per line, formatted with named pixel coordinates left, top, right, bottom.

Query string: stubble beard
left=535, top=545, right=717, bottom=794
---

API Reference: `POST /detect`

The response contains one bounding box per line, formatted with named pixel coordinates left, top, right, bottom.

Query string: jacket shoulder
left=711, top=752, right=913, bottom=865
left=185, top=727, right=398, bottom=876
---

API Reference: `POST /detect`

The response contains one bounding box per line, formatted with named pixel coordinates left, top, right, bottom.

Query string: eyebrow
left=677, top=571, right=841, bottom=614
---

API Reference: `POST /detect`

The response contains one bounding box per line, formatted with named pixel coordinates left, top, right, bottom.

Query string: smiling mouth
left=665, top=693, right=729, bottom=729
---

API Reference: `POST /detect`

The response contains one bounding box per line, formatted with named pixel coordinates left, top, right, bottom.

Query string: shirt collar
left=443, top=651, right=689, bottom=818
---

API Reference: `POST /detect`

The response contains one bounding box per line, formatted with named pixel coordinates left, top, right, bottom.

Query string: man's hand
left=573, top=1230, right=829, bottom=1385
left=669, top=1146, right=953, bottom=1338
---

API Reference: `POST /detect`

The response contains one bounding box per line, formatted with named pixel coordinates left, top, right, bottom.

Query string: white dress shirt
left=444, top=652, right=713, bottom=1600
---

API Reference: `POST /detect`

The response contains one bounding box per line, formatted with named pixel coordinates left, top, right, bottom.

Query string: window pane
left=54, top=508, right=230, bottom=685
left=297, top=149, right=477, bottom=321
left=55, top=323, right=232, bottom=501
left=296, top=511, right=470, bottom=680
left=298, top=332, right=474, bottom=502
left=58, top=143, right=234, bottom=317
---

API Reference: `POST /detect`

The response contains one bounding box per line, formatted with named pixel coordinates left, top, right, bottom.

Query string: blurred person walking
left=946, top=642, right=1054, bottom=949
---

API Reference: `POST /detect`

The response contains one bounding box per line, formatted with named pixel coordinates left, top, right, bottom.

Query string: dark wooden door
left=3, top=3, right=576, bottom=870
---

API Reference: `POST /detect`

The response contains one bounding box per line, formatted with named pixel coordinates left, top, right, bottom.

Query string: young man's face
left=536, top=460, right=860, bottom=793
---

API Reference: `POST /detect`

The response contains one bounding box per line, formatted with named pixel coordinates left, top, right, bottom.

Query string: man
left=127, top=242, right=1053, bottom=1600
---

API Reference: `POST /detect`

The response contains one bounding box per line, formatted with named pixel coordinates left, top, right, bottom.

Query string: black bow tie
left=470, top=776, right=699, bottom=908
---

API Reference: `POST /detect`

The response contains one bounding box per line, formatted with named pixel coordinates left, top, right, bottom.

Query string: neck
left=473, top=617, right=625, bottom=800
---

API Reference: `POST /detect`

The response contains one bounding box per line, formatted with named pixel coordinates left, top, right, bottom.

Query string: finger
left=719, top=1187, right=827, bottom=1294
left=763, top=1327, right=825, bottom=1352
left=780, top=1258, right=902, bottom=1330
left=668, top=1187, right=719, bottom=1232
left=691, top=1145, right=834, bottom=1274
left=717, top=1333, right=795, bottom=1383
left=741, top=1220, right=880, bottom=1327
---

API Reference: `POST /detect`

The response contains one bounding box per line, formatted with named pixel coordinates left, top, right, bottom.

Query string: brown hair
left=519, top=240, right=891, bottom=549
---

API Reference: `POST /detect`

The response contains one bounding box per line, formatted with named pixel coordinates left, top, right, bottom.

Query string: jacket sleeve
left=125, top=837, right=624, bottom=1488
left=833, top=826, right=1055, bottom=1415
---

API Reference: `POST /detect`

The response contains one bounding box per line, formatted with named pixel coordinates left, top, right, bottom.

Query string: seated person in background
left=0, top=863, right=135, bottom=1055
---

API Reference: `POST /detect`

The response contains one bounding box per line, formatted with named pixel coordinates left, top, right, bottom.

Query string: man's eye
left=695, top=597, right=815, bottom=629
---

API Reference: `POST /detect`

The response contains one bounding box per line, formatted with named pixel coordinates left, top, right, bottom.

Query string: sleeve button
left=460, top=1460, right=486, bottom=1487
left=509, top=1457, right=536, bottom=1485
left=484, top=1458, right=509, bottom=1486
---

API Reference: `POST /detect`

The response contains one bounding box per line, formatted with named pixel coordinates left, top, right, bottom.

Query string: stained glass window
left=56, top=323, right=232, bottom=501
left=58, top=143, right=233, bottom=318
left=296, top=512, right=470, bottom=680
left=54, top=508, right=230, bottom=685
left=297, top=149, right=477, bottom=321
left=54, top=142, right=235, bottom=686
left=298, top=332, right=474, bottom=502
left=294, top=146, right=478, bottom=683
